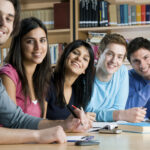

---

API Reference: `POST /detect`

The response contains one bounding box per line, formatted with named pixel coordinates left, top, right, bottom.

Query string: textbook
left=118, top=122, right=150, bottom=133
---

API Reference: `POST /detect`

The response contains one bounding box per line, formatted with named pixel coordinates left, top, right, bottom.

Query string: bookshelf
left=75, top=0, right=150, bottom=40
left=21, top=0, right=73, bottom=44
left=75, top=0, right=150, bottom=68
left=0, top=0, right=73, bottom=66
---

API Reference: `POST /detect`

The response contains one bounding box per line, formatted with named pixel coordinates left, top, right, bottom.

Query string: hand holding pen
left=67, top=105, right=92, bottom=129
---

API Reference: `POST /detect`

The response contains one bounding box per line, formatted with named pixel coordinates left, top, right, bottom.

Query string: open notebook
left=88, top=122, right=118, bottom=132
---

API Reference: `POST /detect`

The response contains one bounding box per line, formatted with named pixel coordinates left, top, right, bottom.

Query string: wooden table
left=0, top=132, right=150, bottom=150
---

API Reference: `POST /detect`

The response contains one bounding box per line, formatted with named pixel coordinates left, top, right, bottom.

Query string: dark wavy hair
left=5, top=17, right=52, bottom=117
left=127, top=37, right=150, bottom=62
left=53, top=40, right=95, bottom=108
left=8, top=0, right=20, bottom=35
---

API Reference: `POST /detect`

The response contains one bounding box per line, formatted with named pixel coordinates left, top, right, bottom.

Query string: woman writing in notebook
left=46, top=40, right=96, bottom=122
left=0, top=17, right=52, bottom=118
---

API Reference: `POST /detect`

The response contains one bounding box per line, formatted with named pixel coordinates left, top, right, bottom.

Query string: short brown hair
left=99, top=33, right=127, bottom=54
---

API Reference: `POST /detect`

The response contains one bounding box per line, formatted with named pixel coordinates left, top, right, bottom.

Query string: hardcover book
left=118, top=122, right=150, bottom=133
left=54, top=2, right=70, bottom=29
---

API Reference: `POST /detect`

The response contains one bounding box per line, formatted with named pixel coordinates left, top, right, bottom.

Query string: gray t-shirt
left=0, top=79, right=42, bottom=129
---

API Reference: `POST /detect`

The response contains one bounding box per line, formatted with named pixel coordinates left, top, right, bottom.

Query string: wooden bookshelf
left=21, top=0, right=73, bottom=44
left=0, top=0, right=73, bottom=66
left=4, top=0, right=73, bottom=48
left=75, top=0, right=150, bottom=40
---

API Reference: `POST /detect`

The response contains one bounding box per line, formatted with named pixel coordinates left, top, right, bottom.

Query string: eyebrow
left=24, top=37, right=46, bottom=40
left=107, top=50, right=125, bottom=56
left=75, top=48, right=90, bottom=57
left=8, top=13, right=15, bottom=18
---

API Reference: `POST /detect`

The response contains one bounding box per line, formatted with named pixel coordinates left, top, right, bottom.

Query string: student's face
left=97, top=43, right=126, bottom=76
left=65, top=46, right=90, bottom=76
left=130, top=48, right=150, bottom=80
left=0, top=0, right=15, bottom=46
left=21, top=27, right=48, bottom=65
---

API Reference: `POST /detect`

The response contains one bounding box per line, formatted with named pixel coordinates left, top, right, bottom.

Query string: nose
left=76, top=55, right=82, bottom=62
left=111, top=56, right=117, bottom=63
left=139, top=60, right=146, bottom=69
left=0, top=15, right=6, bottom=26
left=34, top=41, right=40, bottom=50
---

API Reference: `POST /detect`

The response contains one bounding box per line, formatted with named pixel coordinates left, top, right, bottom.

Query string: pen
left=81, top=136, right=94, bottom=141
left=66, top=105, right=78, bottom=118
left=66, top=105, right=83, bottom=125
left=71, top=105, right=84, bottom=125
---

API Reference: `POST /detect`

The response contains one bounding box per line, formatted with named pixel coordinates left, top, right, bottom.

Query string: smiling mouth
left=0, top=30, right=6, bottom=35
left=72, top=62, right=80, bottom=68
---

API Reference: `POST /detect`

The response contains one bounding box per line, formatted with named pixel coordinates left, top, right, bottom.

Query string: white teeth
left=108, top=64, right=115, bottom=68
left=33, top=53, right=41, bottom=56
left=72, top=62, right=80, bottom=68
left=0, top=31, right=3, bottom=36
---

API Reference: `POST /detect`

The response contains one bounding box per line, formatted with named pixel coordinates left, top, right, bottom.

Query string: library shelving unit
left=21, top=0, right=73, bottom=44
left=2, top=0, right=73, bottom=48
left=0, top=0, right=73, bottom=67
left=75, top=0, right=150, bottom=40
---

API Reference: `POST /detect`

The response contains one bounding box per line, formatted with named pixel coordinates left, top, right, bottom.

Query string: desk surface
left=0, top=132, right=150, bottom=150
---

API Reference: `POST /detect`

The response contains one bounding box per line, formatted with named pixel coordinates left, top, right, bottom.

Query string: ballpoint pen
left=66, top=105, right=83, bottom=125
left=81, top=136, right=94, bottom=141
left=66, top=105, right=78, bottom=118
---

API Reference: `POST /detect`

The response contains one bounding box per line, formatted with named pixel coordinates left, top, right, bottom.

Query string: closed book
left=109, top=4, right=117, bottom=26
left=98, top=0, right=102, bottom=26
left=141, top=4, right=146, bottom=24
left=131, top=5, right=136, bottom=25
left=128, top=5, right=131, bottom=25
left=120, top=4, right=124, bottom=25
left=54, top=2, right=70, bottom=29
left=118, top=122, right=150, bottom=133
left=136, top=4, right=141, bottom=25
left=79, top=0, right=83, bottom=27
left=117, top=4, right=120, bottom=25
left=146, top=4, right=150, bottom=24
left=124, top=4, right=128, bottom=25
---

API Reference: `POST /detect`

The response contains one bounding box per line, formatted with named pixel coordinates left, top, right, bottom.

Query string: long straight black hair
left=53, top=40, right=95, bottom=108
left=5, top=17, right=52, bottom=117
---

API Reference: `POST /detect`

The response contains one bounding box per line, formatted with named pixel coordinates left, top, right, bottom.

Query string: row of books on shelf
left=21, top=2, right=70, bottom=30
left=79, top=0, right=150, bottom=27
left=21, top=9, right=54, bottom=30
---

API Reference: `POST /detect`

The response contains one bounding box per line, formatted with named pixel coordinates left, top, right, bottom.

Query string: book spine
left=117, top=4, right=120, bottom=26
left=136, top=4, right=141, bottom=25
left=146, top=4, right=150, bottom=24
left=141, top=4, right=146, bottom=25
left=131, top=5, right=136, bottom=25
left=120, top=4, right=124, bottom=25
left=124, top=4, right=128, bottom=26
left=128, top=5, right=131, bottom=25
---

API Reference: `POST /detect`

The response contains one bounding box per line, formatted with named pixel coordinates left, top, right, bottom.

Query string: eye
left=106, top=52, right=113, bottom=56
left=118, top=56, right=124, bottom=60
left=26, top=39, right=34, bottom=44
left=6, top=16, right=14, bottom=23
left=83, top=57, right=89, bottom=62
left=133, top=59, right=140, bottom=65
left=40, top=38, right=47, bottom=43
left=144, top=55, right=150, bottom=60
left=72, top=50, right=79, bottom=55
